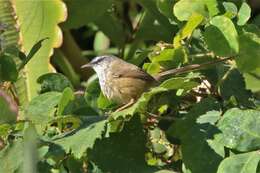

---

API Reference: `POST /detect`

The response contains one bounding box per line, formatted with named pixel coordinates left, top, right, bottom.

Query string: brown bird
left=82, top=55, right=157, bottom=111
left=81, top=55, right=232, bottom=111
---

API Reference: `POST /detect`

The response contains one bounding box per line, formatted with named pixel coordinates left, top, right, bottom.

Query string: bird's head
left=81, top=55, right=117, bottom=72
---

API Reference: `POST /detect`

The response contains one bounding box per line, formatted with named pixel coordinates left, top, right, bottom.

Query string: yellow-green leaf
left=174, top=13, right=204, bottom=47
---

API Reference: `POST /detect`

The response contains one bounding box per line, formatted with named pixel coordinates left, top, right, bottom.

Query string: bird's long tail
left=153, top=56, right=234, bottom=81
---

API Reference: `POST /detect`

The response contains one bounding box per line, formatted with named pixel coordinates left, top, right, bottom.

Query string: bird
left=81, top=55, right=233, bottom=111
left=81, top=55, right=157, bottom=111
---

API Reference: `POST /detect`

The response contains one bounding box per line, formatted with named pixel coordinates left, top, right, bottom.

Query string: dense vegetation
left=0, top=0, right=260, bottom=172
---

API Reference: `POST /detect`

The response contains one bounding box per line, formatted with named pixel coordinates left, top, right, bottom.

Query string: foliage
left=0, top=0, right=260, bottom=173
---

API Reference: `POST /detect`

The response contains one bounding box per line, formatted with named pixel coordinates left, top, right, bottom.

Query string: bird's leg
left=115, top=98, right=135, bottom=112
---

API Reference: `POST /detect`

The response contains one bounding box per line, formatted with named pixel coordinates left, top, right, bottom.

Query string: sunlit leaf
left=218, top=108, right=260, bottom=151
left=174, top=13, right=204, bottom=47
left=25, top=92, right=62, bottom=125
left=217, top=151, right=260, bottom=173
left=204, top=16, right=239, bottom=56
left=57, top=87, right=75, bottom=116
left=55, top=120, right=107, bottom=159
left=222, top=2, right=237, bottom=19
left=173, top=0, right=207, bottom=21
left=237, top=2, right=251, bottom=26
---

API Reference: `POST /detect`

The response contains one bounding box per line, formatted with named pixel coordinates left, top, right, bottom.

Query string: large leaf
left=111, top=87, right=168, bottom=120
left=219, top=68, right=254, bottom=107
left=167, top=98, right=224, bottom=173
left=217, top=151, right=260, bottom=173
left=0, top=139, right=23, bottom=173
left=12, top=0, right=67, bottom=103
left=236, top=26, right=260, bottom=72
left=89, top=116, right=155, bottom=173
left=218, top=108, right=260, bottom=152
left=0, top=90, right=17, bottom=124
left=24, top=92, right=62, bottom=125
left=204, top=16, right=239, bottom=56
left=243, top=68, right=260, bottom=92
left=55, top=119, right=107, bottom=159
left=174, top=13, right=204, bottom=47
left=173, top=0, right=207, bottom=21
left=149, top=47, right=187, bottom=68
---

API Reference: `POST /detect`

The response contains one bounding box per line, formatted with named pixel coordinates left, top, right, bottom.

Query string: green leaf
left=219, top=68, right=254, bottom=107
left=204, top=26, right=232, bottom=56
left=243, top=68, right=260, bottom=92
left=89, top=116, right=155, bottom=173
left=97, top=92, right=115, bottom=110
left=13, top=0, right=67, bottom=103
left=57, top=87, right=75, bottom=116
left=84, top=76, right=101, bottom=112
left=217, top=151, right=260, bottom=173
left=210, top=16, right=239, bottom=53
left=156, top=0, right=175, bottom=19
left=204, top=16, right=239, bottom=56
left=0, top=53, right=18, bottom=82
left=168, top=98, right=223, bottom=173
left=237, top=2, right=251, bottom=26
left=18, top=38, right=48, bottom=71
left=203, top=0, right=219, bottom=17
left=218, top=108, right=260, bottom=151
left=173, top=0, right=207, bottom=21
left=160, top=77, right=198, bottom=91
left=37, top=73, right=73, bottom=94
left=94, top=31, right=110, bottom=52
left=0, top=90, right=17, bottom=124
left=24, top=92, right=62, bottom=125
left=111, top=87, right=167, bottom=120
left=222, top=2, right=238, bottom=19
left=236, top=26, right=260, bottom=72
left=174, top=13, right=204, bottom=47
left=0, top=139, right=23, bottom=173
left=145, top=62, right=161, bottom=75
left=55, top=120, right=107, bottom=159
left=150, top=47, right=187, bottom=68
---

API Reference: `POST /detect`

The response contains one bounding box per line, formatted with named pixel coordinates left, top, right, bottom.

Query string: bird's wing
left=110, top=61, right=156, bottom=82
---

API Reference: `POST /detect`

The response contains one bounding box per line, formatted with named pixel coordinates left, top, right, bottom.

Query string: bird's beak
left=81, top=63, right=92, bottom=69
